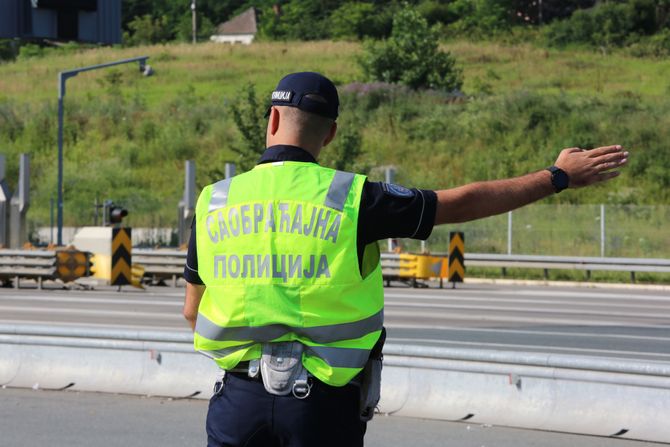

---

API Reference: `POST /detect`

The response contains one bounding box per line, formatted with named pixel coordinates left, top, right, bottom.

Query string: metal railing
left=132, top=251, right=668, bottom=285
left=1, top=249, right=668, bottom=288
left=0, top=250, right=56, bottom=288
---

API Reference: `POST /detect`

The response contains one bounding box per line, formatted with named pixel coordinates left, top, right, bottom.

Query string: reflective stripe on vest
left=195, top=309, right=383, bottom=343
left=324, top=171, right=355, bottom=211
left=208, top=178, right=233, bottom=212
left=193, top=162, right=385, bottom=387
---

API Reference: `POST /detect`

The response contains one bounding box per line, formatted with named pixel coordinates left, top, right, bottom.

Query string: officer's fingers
left=592, top=151, right=629, bottom=167
left=593, top=160, right=627, bottom=174
left=564, top=147, right=583, bottom=154
left=586, top=145, right=624, bottom=158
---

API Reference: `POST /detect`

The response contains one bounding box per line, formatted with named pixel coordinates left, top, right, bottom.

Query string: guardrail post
left=9, top=154, right=29, bottom=249
left=385, top=167, right=396, bottom=253
left=507, top=211, right=513, bottom=255
left=600, top=204, right=605, bottom=258
left=177, top=160, right=196, bottom=247
left=0, top=155, right=10, bottom=247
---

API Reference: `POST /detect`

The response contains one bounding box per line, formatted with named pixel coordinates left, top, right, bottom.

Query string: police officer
left=183, top=72, right=628, bottom=447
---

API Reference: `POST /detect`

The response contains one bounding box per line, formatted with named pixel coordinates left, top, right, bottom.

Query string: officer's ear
left=322, top=121, right=337, bottom=147
left=268, top=107, right=281, bottom=136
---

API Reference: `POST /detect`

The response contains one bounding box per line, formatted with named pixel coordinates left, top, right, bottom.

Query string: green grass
left=464, top=266, right=670, bottom=285
left=0, top=40, right=669, bottom=268
left=3, top=41, right=670, bottom=105
left=449, top=41, right=670, bottom=99
left=0, top=42, right=363, bottom=106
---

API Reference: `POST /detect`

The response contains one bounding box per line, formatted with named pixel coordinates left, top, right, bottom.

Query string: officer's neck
left=266, top=135, right=322, bottom=160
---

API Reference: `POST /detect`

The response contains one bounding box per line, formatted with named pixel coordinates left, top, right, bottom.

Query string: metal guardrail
left=1, top=249, right=668, bottom=288
left=464, top=253, right=670, bottom=282
left=0, top=250, right=57, bottom=288
left=133, top=249, right=187, bottom=287
left=0, top=249, right=91, bottom=288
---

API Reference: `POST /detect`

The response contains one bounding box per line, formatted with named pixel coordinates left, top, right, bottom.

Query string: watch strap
left=546, top=166, right=569, bottom=193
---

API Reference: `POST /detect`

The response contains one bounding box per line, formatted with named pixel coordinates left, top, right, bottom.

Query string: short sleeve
left=358, top=181, right=437, bottom=245
left=183, top=217, right=204, bottom=285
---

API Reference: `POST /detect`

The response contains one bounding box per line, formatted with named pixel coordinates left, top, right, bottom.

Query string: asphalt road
left=0, top=283, right=669, bottom=362
left=0, top=388, right=659, bottom=447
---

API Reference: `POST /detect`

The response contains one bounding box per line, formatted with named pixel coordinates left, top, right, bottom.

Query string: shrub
left=628, top=28, right=670, bottom=57
left=17, top=43, right=45, bottom=60
left=360, top=5, right=463, bottom=92
left=123, top=15, right=172, bottom=46
left=330, top=2, right=377, bottom=40
left=544, top=0, right=659, bottom=48
left=446, top=0, right=511, bottom=37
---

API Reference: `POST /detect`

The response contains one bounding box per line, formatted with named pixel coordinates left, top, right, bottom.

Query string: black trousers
left=206, top=372, right=367, bottom=447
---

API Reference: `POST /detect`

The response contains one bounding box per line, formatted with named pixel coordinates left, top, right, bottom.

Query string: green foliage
left=123, top=15, right=172, bottom=46
left=544, top=0, right=660, bottom=48
left=2, top=40, right=670, bottom=231
left=329, top=2, right=379, bottom=40
left=360, top=5, right=463, bottom=91
left=417, top=1, right=457, bottom=25
left=628, top=28, right=670, bottom=57
left=17, top=44, right=45, bottom=60
left=174, top=12, right=216, bottom=42
left=446, top=0, right=511, bottom=37
left=229, top=83, right=267, bottom=170
left=259, top=0, right=339, bottom=40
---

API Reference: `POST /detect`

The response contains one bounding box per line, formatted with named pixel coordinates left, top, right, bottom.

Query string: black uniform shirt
left=184, top=145, right=437, bottom=284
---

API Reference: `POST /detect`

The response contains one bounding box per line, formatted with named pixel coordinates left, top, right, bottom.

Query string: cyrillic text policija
left=205, top=202, right=344, bottom=282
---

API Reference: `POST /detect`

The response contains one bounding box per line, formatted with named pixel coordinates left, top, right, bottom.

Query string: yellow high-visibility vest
left=194, top=161, right=384, bottom=386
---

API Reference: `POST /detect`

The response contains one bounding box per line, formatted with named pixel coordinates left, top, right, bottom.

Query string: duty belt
left=227, top=360, right=363, bottom=386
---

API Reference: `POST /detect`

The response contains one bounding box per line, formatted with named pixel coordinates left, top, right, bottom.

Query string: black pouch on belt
left=359, top=327, right=386, bottom=421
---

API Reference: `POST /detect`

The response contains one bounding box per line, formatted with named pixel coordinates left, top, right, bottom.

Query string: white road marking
left=0, top=305, right=181, bottom=319
left=383, top=308, right=669, bottom=328
left=384, top=301, right=670, bottom=319
left=386, top=337, right=670, bottom=360
left=385, top=323, right=670, bottom=342
left=385, top=295, right=670, bottom=311
left=0, top=295, right=181, bottom=307
left=0, top=318, right=189, bottom=332
left=385, top=289, right=670, bottom=302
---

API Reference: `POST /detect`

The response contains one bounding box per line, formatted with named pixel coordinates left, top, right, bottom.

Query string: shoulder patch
left=382, top=183, right=415, bottom=198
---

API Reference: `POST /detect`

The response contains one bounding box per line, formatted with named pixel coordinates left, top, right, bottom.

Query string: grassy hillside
left=0, top=41, right=669, bottom=234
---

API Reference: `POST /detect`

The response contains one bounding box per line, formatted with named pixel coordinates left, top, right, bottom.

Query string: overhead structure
left=56, top=56, right=150, bottom=246
left=0, top=0, right=122, bottom=44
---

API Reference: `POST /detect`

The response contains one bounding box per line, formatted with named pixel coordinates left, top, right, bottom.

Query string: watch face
left=553, top=169, right=569, bottom=192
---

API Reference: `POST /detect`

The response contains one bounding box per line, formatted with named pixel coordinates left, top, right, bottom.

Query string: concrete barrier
left=1, top=324, right=669, bottom=443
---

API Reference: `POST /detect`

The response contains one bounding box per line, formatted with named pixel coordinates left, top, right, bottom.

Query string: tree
left=360, top=5, right=463, bottom=92
left=230, top=83, right=267, bottom=171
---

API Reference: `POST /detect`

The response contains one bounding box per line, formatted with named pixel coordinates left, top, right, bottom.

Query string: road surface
left=1, top=283, right=669, bottom=362
left=0, top=388, right=659, bottom=447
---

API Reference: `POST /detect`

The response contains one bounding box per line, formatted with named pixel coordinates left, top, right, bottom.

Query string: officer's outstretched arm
left=434, top=145, right=629, bottom=225
left=183, top=283, right=205, bottom=331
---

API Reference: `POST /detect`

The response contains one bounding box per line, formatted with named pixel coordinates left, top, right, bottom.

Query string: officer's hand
left=554, top=145, right=629, bottom=188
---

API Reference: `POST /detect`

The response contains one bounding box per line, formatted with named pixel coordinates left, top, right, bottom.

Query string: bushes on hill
left=360, top=6, right=463, bottom=92
left=544, top=0, right=664, bottom=49
left=329, top=2, right=391, bottom=40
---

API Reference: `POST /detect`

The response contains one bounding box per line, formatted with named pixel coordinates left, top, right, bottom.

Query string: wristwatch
left=546, top=166, right=569, bottom=193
